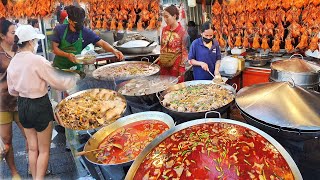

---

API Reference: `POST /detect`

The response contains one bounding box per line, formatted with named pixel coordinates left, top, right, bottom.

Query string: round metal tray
left=92, top=61, right=160, bottom=81
left=54, top=88, right=127, bottom=130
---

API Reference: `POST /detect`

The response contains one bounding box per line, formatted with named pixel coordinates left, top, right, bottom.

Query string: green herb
left=182, top=150, right=191, bottom=156
left=189, top=132, right=195, bottom=138
left=162, top=175, right=169, bottom=180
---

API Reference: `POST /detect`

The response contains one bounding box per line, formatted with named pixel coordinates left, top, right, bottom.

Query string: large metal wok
left=157, top=80, right=237, bottom=123
left=236, top=81, right=320, bottom=141
left=125, top=118, right=302, bottom=180
left=116, top=75, right=178, bottom=105
left=54, top=88, right=127, bottom=130
left=114, top=41, right=157, bottom=54
left=92, top=60, right=160, bottom=81
left=81, top=111, right=174, bottom=166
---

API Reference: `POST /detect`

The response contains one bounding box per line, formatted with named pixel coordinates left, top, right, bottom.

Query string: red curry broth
left=95, top=120, right=169, bottom=164
left=134, top=122, right=294, bottom=180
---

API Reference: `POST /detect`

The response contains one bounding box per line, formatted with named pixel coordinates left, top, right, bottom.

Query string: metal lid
left=271, top=58, right=317, bottom=73
left=236, top=82, right=320, bottom=131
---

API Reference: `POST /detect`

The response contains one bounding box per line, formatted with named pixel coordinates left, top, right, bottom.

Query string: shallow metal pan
left=81, top=111, right=175, bottom=166
left=115, top=75, right=178, bottom=105
left=54, top=88, right=127, bottom=130
left=92, top=61, right=160, bottom=81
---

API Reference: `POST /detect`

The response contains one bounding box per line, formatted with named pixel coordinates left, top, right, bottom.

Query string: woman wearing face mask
left=188, top=22, right=222, bottom=80
left=7, top=25, right=80, bottom=180
left=0, top=18, right=27, bottom=180
left=157, top=5, right=187, bottom=82
left=52, top=5, right=124, bottom=71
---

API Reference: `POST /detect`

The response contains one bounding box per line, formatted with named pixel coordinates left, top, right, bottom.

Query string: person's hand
left=200, top=62, right=209, bottom=72
left=113, top=49, right=124, bottom=61
left=67, top=53, right=76, bottom=63
left=214, top=73, right=222, bottom=79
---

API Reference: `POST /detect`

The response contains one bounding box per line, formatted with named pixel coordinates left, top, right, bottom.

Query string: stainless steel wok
left=114, top=41, right=157, bottom=54
left=54, top=88, right=127, bottom=131
left=92, top=60, right=160, bottom=81
left=125, top=118, right=302, bottom=180
left=236, top=81, right=320, bottom=141
left=116, top=75, right=178, bottom=105
left=157, top=80, right=237, bottom=123
left=81, top=111, right=175, bottom=167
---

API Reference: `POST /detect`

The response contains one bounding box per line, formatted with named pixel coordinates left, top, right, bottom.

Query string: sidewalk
left=0, top=123, right=78, bottom=180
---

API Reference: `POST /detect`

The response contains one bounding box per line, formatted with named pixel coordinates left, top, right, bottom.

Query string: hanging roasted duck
left=285, top=32, right=295, bottom=53
left=296, top=31, right=309, bottom=50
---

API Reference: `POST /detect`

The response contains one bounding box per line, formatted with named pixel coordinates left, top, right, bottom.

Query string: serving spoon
left=75, top=143, right=123, bottom=156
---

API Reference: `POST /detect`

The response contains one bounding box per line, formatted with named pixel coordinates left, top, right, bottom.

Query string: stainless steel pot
left=114, top=41, right=157, bottom=54
left=115, top=75, right=178, bottom=105
left=157, top=80, right=237, bottom=123
left=236, top=82, right=320, bottom=141
left=125, top=118, right=302, bottom=180
left=270, top=55, right=320, bottom=87
left=81, top=111, right=175, bottom=166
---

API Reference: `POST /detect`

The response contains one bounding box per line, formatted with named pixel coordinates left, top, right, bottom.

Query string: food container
left=270, top=55, right=320, bottom=88
left=75, top=54, right=96, bottom=65
left=125, top=118, right=302, bottom=180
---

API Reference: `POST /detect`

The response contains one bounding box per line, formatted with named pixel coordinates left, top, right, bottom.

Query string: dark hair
left=12, top=35, right=29, bottom=53
left=31, top=19, right=39, bottom=27
left=0, top=18, right=14, bottom=36
left=164, top=5, right=179, bottom=20
left=187, top=21, right=196, bottom=27
left=65, top=5, right=85, bottom=23
left=201, top=21, right=213, bottom=32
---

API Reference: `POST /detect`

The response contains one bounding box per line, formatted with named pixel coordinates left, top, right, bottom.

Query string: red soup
left=94, top=120, right=169, bottom=164
left=134, top=122, right=294, bottom=180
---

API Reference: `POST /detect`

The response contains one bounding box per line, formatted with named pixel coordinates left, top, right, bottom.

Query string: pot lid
left=271, top=58, right=317, bottom=73
left=236, top=82, right=320, bottom=131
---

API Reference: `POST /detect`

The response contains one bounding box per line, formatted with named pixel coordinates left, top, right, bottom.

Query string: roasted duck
left=309, top=33, right=319, bottom=51
left=261, top=36, right=270, bottom=50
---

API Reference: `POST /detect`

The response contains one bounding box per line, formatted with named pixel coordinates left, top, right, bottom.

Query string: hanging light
left=188, top=0, right=196, bottom=7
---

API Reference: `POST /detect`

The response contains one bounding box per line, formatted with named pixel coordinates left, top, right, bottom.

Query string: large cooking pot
left=157, top=80, right=237, bottom=123
left=270, top=55, right=320, bottom=87
left=81, top=111, right=174, bottom=166
left=92, top=60, right=160, bottom=81
left=116, top=75, right=178, bottom=105
left=114, top=41, right=157, bottom=54
left=125, top=118, right=302, bottom=180
left=236, top=81, right=320, bottom=141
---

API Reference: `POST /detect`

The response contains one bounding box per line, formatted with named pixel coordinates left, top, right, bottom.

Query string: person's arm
left=7, top=73, right=19, bottom=96
left=214, top=43, right=222, bottom=77
left=52, top=42, right=76, bottom=63
left=95, top=40, right=124, bottom=60
left=37, top=57, right=80, bottom=91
